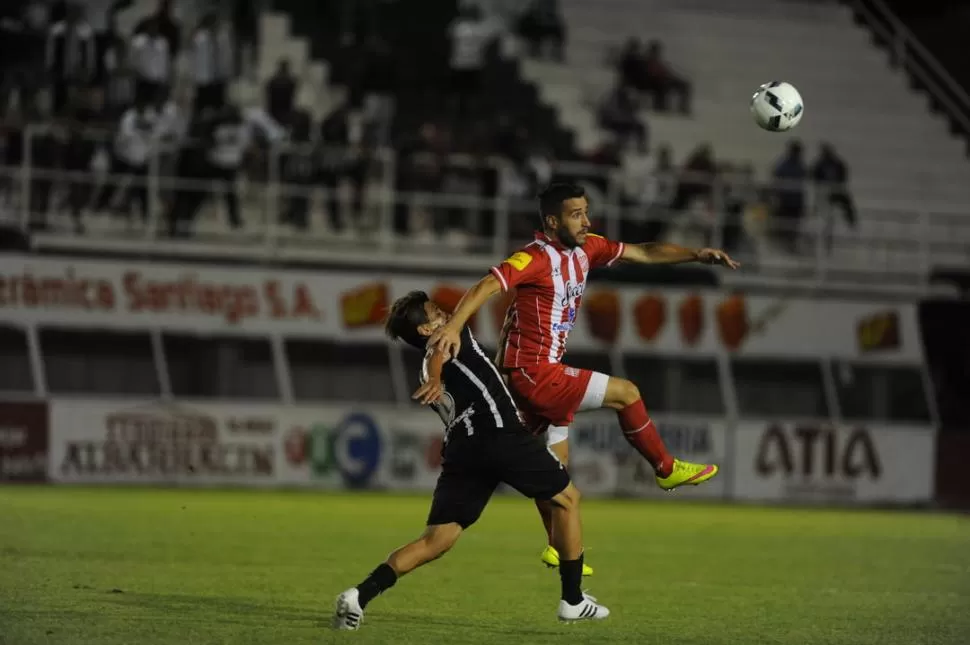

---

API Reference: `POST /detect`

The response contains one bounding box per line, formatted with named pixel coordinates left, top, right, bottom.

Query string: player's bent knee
left=605, top=377, right=641, bottom=410
left=549, top=482, right=580, bottom=511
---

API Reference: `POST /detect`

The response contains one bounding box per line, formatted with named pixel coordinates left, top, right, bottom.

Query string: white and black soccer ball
left=750, top=81, right=804, bottom=132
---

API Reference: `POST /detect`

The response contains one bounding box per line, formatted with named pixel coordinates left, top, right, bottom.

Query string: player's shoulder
left=502, top=242, right=549, bottom=269
left=581, top=232, right=620, bottom=256
left=583, top=232, right=610, bottom=246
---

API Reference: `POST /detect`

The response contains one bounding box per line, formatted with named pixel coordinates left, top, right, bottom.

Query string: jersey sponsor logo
left=552, top=307, right=577, bottom=333
left=564, top=366, right=581, bottom=377
left=504, top=252, right=533, bottom=272
left=559, top=282, right=585, bottom=307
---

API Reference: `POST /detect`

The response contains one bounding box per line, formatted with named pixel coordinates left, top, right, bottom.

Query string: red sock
left=618, top=399, right=673, bottom=477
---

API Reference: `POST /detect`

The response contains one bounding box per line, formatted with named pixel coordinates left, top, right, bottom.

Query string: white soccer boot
left=332, top=588, right=364, bottom=630
left=557, top=592, right=610, bottom=622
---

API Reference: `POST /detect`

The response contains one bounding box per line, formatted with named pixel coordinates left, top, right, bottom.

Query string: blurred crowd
left=0, top=0, right=857, bottom=254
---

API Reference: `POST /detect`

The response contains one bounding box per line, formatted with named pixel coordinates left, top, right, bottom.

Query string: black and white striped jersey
left=420, top=327, right=523, bottom=436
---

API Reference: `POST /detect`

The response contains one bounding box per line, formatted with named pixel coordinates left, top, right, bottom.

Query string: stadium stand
left=522, top=0, right=970, bottom=210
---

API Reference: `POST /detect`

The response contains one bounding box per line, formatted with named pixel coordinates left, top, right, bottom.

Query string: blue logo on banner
left=309, top=413, right=382, bottom=488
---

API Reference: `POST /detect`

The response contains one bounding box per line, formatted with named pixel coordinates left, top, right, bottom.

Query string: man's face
left=546, top=196, right=591, bottom=249
left=417, top=301, right=449, bottom=338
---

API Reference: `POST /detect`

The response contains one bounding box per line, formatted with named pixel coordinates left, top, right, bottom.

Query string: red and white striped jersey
left=490, top=231, right=625, bottom=368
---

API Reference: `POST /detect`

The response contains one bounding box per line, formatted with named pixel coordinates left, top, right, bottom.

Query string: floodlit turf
left=1, top=488, right=969, bottom=645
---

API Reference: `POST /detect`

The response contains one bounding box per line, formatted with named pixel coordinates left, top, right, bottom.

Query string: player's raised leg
left=601, top=376, right=719, bottom=489
left=333, top=523, right=463, bottom=630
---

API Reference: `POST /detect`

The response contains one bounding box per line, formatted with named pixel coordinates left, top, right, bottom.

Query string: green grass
left=1, top=488, right=968, bottom=645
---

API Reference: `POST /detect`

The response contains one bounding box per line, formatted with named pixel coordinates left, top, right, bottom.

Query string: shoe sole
left=558, top=614, right=610, bottom=623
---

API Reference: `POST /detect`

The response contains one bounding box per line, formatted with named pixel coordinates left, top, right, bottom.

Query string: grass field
left=1, top=487, right=969, bottom=645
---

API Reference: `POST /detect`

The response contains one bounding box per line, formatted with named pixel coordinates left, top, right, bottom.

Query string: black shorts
left=426, top=427, right=570, bottom=529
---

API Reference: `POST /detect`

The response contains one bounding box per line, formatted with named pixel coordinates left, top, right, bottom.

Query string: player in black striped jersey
left=333, top=291, right=609, bottom=630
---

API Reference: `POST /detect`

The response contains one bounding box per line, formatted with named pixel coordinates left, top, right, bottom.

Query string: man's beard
left=557, top=228, right=583, bottom=249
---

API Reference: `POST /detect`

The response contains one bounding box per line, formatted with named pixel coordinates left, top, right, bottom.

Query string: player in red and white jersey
left=428, top=182, right=739, bottom=574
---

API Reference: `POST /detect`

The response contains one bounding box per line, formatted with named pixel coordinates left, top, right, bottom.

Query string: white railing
left=850, top=0, right=970, bottom=138
left=1, top=125, right=968, bottom=294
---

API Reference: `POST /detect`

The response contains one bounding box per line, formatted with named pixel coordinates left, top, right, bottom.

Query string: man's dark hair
left=538, top=182, right=587, bottom=225
left=384, top=290, right=430, bottom=348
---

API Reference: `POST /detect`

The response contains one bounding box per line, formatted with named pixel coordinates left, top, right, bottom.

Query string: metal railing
left=850, top=0, right=970, bottom=140
left=1, top=125, right=968, bottom=293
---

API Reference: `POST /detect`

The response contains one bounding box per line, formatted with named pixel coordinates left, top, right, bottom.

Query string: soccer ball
left=750, top=81, right=804, bottom=132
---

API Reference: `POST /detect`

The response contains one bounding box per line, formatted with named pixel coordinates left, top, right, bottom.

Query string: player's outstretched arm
left=428, top=274, right=503, bottom=358
left=413, top=347, right=447, bottom=405
left=621, top=242, right=740, bottom=269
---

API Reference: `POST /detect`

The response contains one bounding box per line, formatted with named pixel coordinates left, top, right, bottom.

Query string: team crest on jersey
left=578, top=253, right=590, bottom=272
left=504, top=252, right=533, bottom=271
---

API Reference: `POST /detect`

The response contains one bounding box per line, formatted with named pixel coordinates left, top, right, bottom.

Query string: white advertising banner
left=47, top=399, right=730, bottom=499
left=0, top=254, right=924, bottom=362
left=730, top=421, right=936, bottom=503
left=48, top=399, right=444, bottom=490
left=47, top=400, right=938, bottom=504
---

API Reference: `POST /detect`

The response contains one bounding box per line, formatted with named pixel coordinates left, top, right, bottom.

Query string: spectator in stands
left=812, top=142, right=856, bottom=229
left=130, top=18, right=172, bottom=105
left=772, top=139, right=807, bottom=253
left=167, top=107, right=213, bottom=237
left=616, top=38, right=642, bottom=94
left=96, top=5, right=134, bottom=119
left=623, top=143, right=676, bottom=242
left=265, top=60, right=297, bottom=126
left=110, top=95, right=165, bottom=222
left=517, top=0, right=566, bottom=62
left=718, top=162, right=753, bottom=254
left=232, top=0, right=258, bottom=79
left=135, top=0, right=180, bottom=58
left=60, top=108, right=98, bottom=233
left=319, top=99, right=368, bottom=233
left=638, top=40, right=691, bottom=115
left=597, top=84, right=647, bottom=153
left=46, top=3, right=96, bottom=116
left=586, top=137, right=622, bottom=168
left=172, top=104, right=286, bottom=233
left=357, top=38, right=396, bottom=147
left=280, top=109, right=314, bottom=230
left=1, top=1, right=48, bottom=116
left=207, top=105, right=259, bottom=229
left=191, top=13, right=233, bottom=114
left=671, top=143, right=715, bottom=213
left=26, top=116, right=60, bottom=230
left=447, top=5, right=496, bottom=120
left=395, top=121, right=450, bottom=237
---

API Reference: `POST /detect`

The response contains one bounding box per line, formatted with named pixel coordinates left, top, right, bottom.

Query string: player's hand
left=697, top=248, right=740, bottom=269
left=413, top=378, right=444, bottom=405
left=429, top=324, right=462, bottom=359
